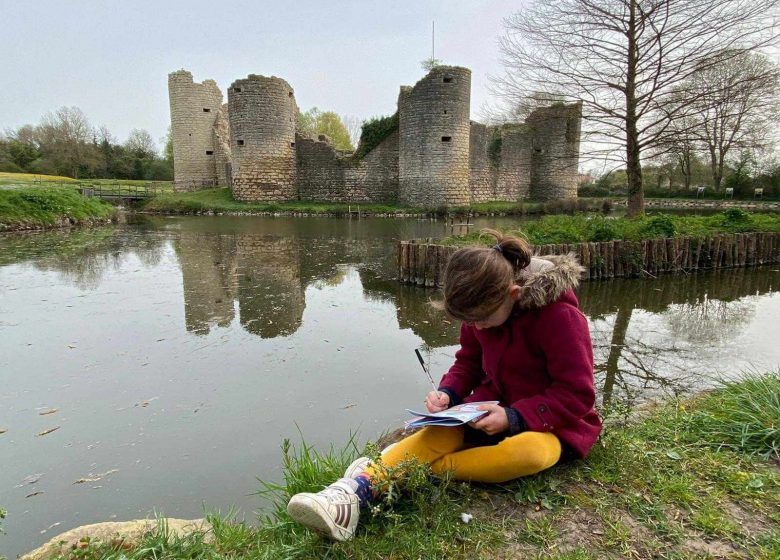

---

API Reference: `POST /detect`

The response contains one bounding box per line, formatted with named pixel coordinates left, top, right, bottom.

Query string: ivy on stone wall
left=488, top=130, right=503, bottom=166
left=354, top=113, right=399, bottom=160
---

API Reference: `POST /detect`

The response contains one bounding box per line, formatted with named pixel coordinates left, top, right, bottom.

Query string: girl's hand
left=470, top=404, right=510, bottom=435
left=425, top=391, right=450, bottom=413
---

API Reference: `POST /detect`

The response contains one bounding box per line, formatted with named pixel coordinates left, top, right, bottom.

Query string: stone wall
left=527, top=102, right=582, bottom=200
left=168, top=67, right=582, bottom=206
left=469, top=123, right=533, bottom=202
left=498, top=125, right=533, bottom=201
left=295, top=131, right=399, bottom=203
left=399, top=66, right=472, bottom=207
left=213, top=104, right=232, bottom=187
left=168, top=70, right=223, bottom=191
left=468, top=122, right=497, bottom=202
left=228, top=75, right=298, bottom=202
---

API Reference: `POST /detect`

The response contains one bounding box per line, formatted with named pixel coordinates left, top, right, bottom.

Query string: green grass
left=141, top=188, right=610, bottom=217
left=142, top=188, right=413, bottom=216
left=0, top=172, right=172, bottom=191
left=0, top=187, right=116, bottom=231
left=46, top=372, right=780, bottom=559
left=440, top=209, right=780, bottom=246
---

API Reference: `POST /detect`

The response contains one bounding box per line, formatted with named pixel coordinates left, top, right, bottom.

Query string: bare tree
left=686, top=51, right=780, bottom=189
left=35, top=106, right=97, bottom=177
left=341, top=115, right=363, bottom=149
left=495, top=0, right=779, bottom=216
left=125, top=128, right=158, bottom=157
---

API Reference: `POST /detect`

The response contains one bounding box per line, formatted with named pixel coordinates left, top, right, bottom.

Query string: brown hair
left=435, top=229, right=532, bottom=322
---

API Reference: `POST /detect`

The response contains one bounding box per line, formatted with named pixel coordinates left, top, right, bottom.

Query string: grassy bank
left=140, top=187, right=610, bottom=217
left=0, top=187, right=116, bottom=231
left=40, top=372, right=780, bottom=559
left=440, top=209, right=780, bottom=247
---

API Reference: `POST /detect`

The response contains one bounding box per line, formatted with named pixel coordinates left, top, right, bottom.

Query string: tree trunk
left=602, top=306, right=634, bottom=407
left=625, top=0, right=644, bottom=217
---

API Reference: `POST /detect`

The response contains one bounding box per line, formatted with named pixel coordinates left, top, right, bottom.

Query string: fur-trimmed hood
left=514, top=253, right=584, bottom=309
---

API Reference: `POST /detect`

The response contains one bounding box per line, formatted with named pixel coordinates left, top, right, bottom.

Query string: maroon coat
left=438, top=255, right=602, bottom=458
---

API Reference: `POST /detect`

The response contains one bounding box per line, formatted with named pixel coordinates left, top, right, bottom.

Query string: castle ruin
left=168, top=66, right=581, bottom=206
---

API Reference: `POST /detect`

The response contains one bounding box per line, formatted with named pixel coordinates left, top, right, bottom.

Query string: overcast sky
left=1, top=0, right=524, bottom=150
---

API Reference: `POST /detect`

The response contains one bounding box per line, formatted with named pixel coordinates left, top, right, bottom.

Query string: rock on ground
left=21, top=518, right=211, bottom=560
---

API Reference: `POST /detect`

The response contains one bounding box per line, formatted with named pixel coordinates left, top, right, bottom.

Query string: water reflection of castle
left=174, top=231, right=394, bottom=338
left=174, top=227, right=777, bottom=348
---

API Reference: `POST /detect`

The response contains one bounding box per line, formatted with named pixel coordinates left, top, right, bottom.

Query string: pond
left=1, top=215, right=778, bottom=557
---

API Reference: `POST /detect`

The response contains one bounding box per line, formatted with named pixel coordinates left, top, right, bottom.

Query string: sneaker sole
left=287, top=494, right=353, bottom=541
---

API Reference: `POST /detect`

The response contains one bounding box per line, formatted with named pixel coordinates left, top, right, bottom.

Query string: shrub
left=638, top=214, right=677, bottom=238
left=586, top=217, right=618, bottom=242
left=0, top=161, right=24, bottom=173
left=354, top=113, right=399, bottom=159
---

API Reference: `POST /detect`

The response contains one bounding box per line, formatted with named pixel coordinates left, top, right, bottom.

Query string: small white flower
left=460, top=512, right=473, bottom=524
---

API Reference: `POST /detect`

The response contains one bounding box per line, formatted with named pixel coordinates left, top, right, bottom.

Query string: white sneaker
left=343, top=443, right=398, bottom=479
left=287, top=478, right=360, bottom=541
left=344, top=456, right=371, bottom=479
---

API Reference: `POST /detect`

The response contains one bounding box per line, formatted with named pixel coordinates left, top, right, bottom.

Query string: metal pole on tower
left=432, top=21, right=435, bottom=60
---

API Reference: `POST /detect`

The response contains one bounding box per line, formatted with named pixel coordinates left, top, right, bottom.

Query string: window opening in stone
left=290, top=142, right=295, bottom=147
left=237, top=140, right=244, bottom=146
left=203, top=108, right=211, bottom=113
left=534, top=148, right=544, bottom=154
left=441, top=136, right=452, bottom=142
left=288, top=91, right=293, bottom=97
left=234, top=87, right=242, bottom=93
left=205, top=150, right=214, bottom=155
left=444, top=110, right=448, bottom=114
left=443, top=77, right=453, bottom=83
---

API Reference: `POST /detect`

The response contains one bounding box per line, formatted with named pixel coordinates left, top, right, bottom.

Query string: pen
left=414, top=348, right=441, bottom=398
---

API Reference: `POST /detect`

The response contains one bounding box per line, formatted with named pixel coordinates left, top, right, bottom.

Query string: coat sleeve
left=510, top=302, right=595, bottom=433
left=437, top=322, right=485, bottom=400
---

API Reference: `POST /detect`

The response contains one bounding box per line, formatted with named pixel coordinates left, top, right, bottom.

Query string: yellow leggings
left=364, top=426, right=562, bottom=484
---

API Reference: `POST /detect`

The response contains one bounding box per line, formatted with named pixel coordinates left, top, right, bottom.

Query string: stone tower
left=527, top=102, right=582, bottom=200
left=168, top=70, right=224, bottom=191
left=228, top=75, right=298, bottom=202
left=398, top=66, right=472, bottom=207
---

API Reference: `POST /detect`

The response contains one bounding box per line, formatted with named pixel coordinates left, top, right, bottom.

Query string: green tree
left=297, top=107, right=354, bottom=151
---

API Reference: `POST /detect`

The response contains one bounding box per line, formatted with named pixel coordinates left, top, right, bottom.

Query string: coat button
left=538, top=405, right=548, bottom=413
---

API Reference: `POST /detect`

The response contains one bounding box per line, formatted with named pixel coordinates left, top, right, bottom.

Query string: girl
left=287, top=230, right=602, bottom=541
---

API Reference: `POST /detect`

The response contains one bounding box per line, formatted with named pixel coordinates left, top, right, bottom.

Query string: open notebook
left=404, top=401, right=499, bottom=429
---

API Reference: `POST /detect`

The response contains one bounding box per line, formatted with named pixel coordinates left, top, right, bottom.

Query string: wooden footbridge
left=78, top=183, right=169, bottom=201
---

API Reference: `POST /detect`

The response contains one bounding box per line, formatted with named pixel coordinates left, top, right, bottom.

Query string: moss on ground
left=41, top=372, right=780, bottom=559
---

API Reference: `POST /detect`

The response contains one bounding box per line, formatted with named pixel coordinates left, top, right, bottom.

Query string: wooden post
left=614, top=240, right=623, bottom=278
left=588, top=242, right=598, bottom=279
left=416, top=243, right=426, bottom=286
left=746, top=233, right=756, bottom=266
left=426, top=244, right=437, bottom=288
left=581, top=242, right=590, bottom=281
left=408, top=240, right=416, bottom=285
left=399, top=242, right=408, bottom=283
